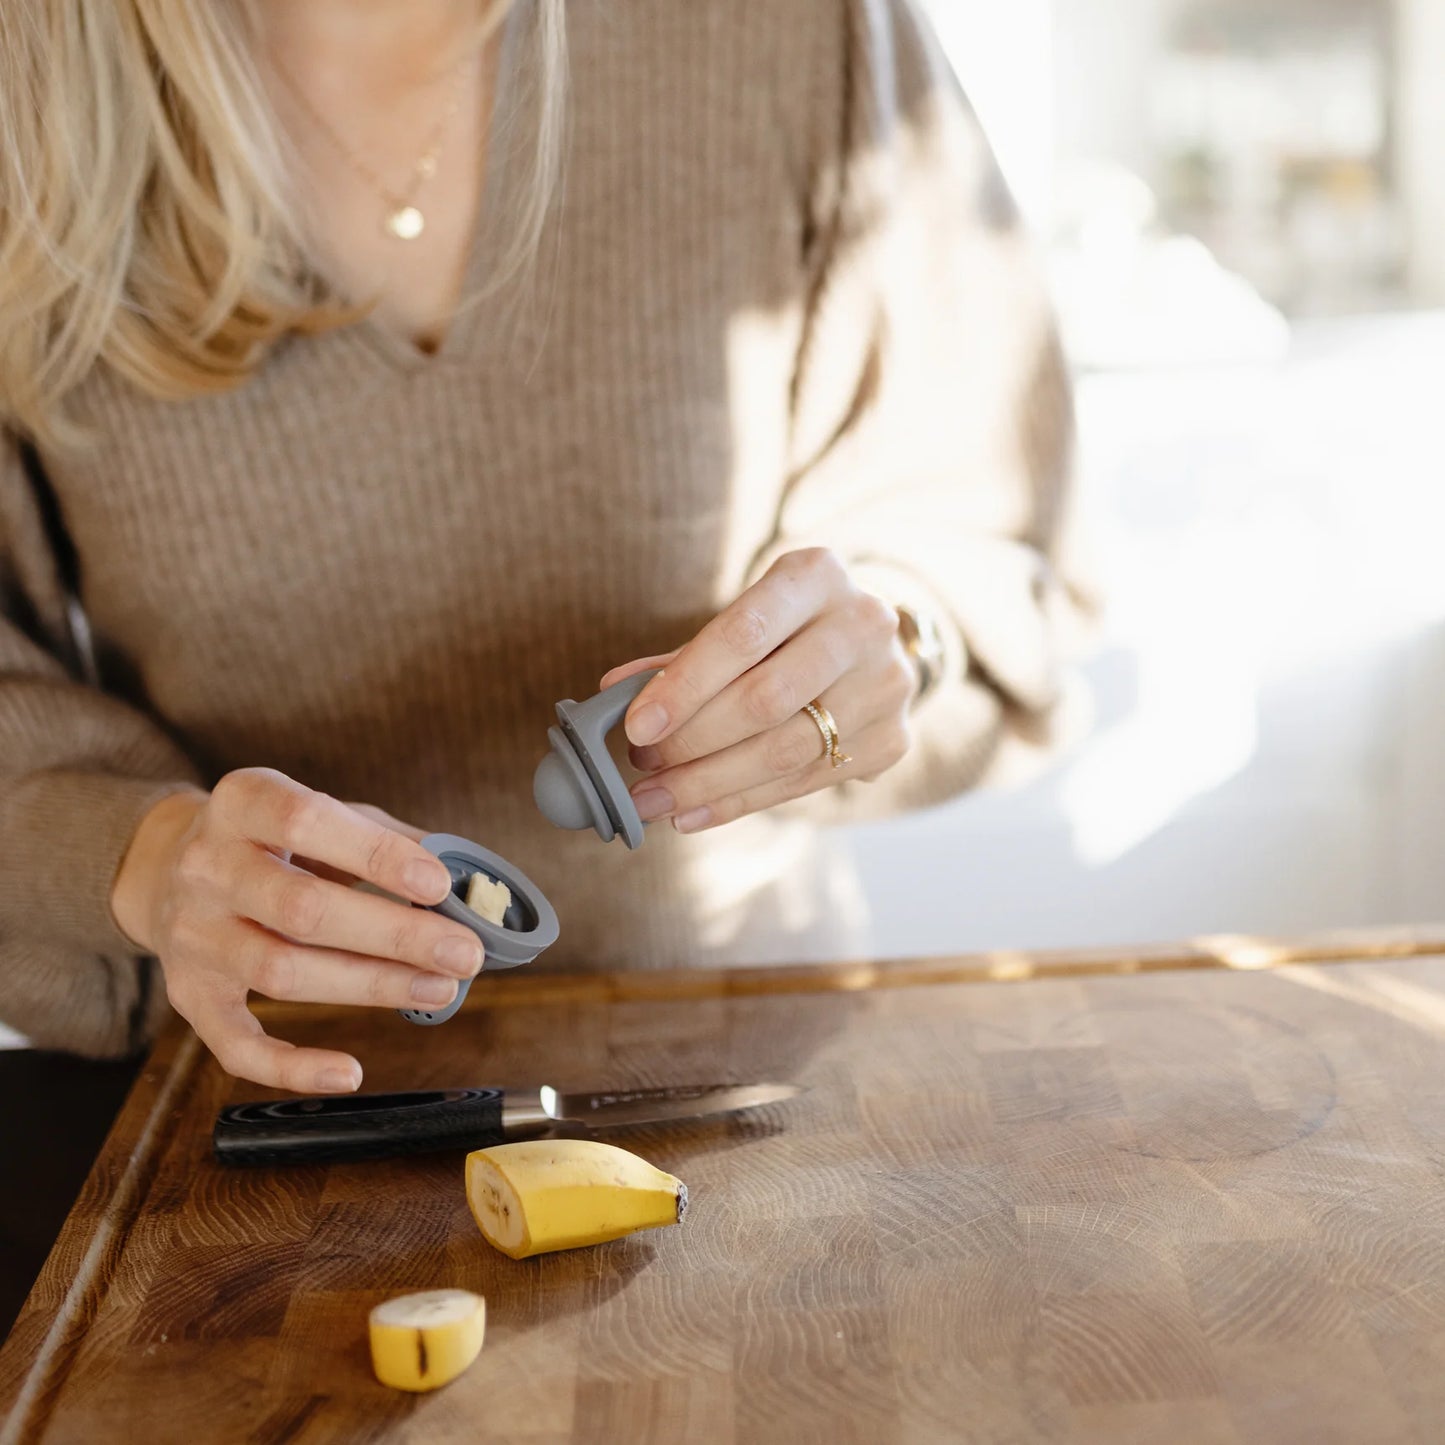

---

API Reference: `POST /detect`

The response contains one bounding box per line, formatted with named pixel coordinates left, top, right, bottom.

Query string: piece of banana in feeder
left=465, top=871, right=512, bottom=926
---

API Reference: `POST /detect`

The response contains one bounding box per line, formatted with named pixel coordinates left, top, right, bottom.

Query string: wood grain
left=250, top=924, right=1445, bottom=1022
left=5, top=933, right=1445, bottom=1444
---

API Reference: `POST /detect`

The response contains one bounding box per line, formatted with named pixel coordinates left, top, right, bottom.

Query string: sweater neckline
left=339, top=2, right=528, bottom=375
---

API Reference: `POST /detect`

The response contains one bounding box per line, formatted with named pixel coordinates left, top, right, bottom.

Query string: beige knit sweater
left=0, top=0, right=1084, bottom=1058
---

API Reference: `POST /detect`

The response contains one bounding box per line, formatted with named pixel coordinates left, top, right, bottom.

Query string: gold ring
left=802, top=700, right=852, bottom=770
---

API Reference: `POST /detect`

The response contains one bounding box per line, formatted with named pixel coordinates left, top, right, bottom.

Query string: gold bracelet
left=895, top=603, right=946, bottom=706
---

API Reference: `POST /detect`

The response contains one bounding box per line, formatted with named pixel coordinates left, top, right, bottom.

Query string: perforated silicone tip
left=533, top=752, right=595, bottom=831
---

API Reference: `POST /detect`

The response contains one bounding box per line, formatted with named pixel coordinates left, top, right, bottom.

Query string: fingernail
left=630, top=744, right=663, bottom=772
left=627, top=701, right=669, bottom=746
left=631, top=786, right=675, bottom=822
left=436, top=936, right=484, bottom=976
left=673, top=806, right=713, bottom=834
left=405, top=859, right=450, bottom=901
left=318, top=1068, right=359, bottom=1093
left=412, top=974, right=458, bottom=1006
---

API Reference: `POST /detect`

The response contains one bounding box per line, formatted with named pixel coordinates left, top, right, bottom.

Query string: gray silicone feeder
left=400, top=670, right=658, bottom=1026
left=532, top=668, right=659, bottom=849
left=398, top=833, right=559, bottom=1026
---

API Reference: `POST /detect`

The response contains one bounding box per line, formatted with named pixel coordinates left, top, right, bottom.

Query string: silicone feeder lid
left=398, top=833, right=560, bottom=1026
left=532, top=669, right=659, bottom=849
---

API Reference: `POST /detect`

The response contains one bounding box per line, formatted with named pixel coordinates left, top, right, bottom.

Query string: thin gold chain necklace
left=274, top=49, right=477, bottom=241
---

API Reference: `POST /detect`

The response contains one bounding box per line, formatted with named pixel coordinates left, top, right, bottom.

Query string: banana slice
left=466, top=1139, right=688, bottom=1259
left=368, top=1289, right=486, bottom=1392
left=465, top=871, right=511, bottom=926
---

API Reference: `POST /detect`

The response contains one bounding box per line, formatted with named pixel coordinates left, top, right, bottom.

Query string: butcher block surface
left=5, top=930, right=1445, bottom=1444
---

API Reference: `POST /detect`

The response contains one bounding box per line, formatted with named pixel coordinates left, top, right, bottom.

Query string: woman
left=0, top=0, right=1085, bottom=1095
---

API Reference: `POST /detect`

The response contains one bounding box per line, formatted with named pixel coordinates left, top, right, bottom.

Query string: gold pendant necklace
left=275, top=51, right=475, bottom=242
left=385, top=205, right=427, bottom=241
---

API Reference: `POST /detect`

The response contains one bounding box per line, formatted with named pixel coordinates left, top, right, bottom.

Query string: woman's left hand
left=600, top=548, right=917, bottom=833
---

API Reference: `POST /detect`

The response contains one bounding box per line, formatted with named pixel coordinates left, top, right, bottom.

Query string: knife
left=212, top=1081, right=800, bottom=1167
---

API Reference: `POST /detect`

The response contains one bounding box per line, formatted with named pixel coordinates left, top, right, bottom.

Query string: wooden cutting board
left=5, top=934, right=1445, bottom=1444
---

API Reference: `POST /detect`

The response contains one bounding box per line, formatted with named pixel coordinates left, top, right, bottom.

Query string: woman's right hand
left=110, top=767, right=482, bottom=1094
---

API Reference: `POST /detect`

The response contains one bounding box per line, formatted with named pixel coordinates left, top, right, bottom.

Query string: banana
left=465, top=1139, right=688, bottom=1259
left=368, top=1289, right=486, bottom=1392
left=465, top=871, right=511, bottom=925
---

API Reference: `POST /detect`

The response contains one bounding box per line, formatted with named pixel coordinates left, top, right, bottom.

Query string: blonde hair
left=0, top=1, right=567, bottom=446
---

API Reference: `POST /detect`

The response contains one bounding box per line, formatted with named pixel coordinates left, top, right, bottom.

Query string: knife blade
left=212, top=1081, right=801, bottom=1167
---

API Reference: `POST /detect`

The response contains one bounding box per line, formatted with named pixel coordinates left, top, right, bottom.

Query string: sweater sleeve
left=750, top=0, right=1096, bottom=820
left=0, top=431, right=202, bottom=1056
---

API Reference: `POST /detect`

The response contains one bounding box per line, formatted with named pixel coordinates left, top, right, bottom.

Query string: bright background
left=818, top=0, right=1445, bottom=957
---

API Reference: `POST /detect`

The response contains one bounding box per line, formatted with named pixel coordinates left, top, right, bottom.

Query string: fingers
left=167, top=909, right=464, bottom=1092
left=210, top=769, right=451, bottom=905
left=347, top=802, right=429, bottom=845
left=623, top=549, right=849, bottom=747
left=181, top=988, right=364, bottom=1094
left=599, top=650, right=681, bottom=691
left=231, top=919, right=462, bottom=1011
left=664, top=714, right=913, bottom=833
left=156, top=767, right=480, bottom=1095
left=223, top=850, right=484, bottom=978
left=629, top=708, right=830, bottom=825
left=630, top=652, right=911, bottom=826
left=628, top=610, right=876, bottom=773
left=285, top=804, right=430, bottom=885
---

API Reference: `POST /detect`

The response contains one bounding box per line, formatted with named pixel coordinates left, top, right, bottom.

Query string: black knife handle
left=212, top=1087, right=505, bottom=1167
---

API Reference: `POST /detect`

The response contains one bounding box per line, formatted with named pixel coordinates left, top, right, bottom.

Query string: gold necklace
left=275, top=50, right=476, bottom=241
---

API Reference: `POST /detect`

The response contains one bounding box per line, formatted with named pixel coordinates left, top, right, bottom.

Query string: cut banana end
left=368, top=1289, right=486, bottom=1392
left=466, top=1139, right=688, bottom=1260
